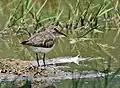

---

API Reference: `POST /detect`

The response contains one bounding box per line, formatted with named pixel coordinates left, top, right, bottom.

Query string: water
left=0, top=0, right=120, bottom=87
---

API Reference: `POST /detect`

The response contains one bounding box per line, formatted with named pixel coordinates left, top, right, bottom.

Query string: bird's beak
left=58, top=31, right=67, bottom=37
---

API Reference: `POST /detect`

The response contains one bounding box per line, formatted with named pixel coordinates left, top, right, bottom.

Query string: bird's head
left=49, top=26, right=67, bottom=37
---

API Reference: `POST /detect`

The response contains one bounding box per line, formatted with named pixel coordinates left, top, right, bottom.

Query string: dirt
left=0, top=58, right=57, bottom=88
left=0, top=58, right=58, bottom=77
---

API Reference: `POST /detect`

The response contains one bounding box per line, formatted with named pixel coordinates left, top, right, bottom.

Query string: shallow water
left=0, top=0, right=120, bottom=88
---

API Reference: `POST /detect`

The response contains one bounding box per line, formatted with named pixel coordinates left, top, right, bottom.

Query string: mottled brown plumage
left=22, top=31, right=56, bottom=48
left=21, top=26, right=65, bottom=48
left=21, top=25, right=66, bottom=66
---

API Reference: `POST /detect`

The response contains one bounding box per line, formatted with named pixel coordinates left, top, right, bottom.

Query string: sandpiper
left=21, top=25, right=67, bottom=67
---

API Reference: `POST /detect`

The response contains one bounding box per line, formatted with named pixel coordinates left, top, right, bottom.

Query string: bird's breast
left=25, top=44, right=55, bottom=53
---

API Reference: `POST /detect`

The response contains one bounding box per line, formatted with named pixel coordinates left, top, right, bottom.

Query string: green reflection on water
left=0, top=0, right=120, bottom=88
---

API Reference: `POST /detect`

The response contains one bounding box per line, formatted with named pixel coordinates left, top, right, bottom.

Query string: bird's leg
left=34, top=53, right=42, bottom=77
left=43, top=53, right=46, bottom=67
left=36, top=53, right=40, bottom=67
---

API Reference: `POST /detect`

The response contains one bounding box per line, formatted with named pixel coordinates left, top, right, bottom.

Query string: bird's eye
left=54, top=28, right=59, bottom=32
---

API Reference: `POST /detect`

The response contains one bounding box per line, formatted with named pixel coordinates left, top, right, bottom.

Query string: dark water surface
left=0, top=0, right=120, bottom=88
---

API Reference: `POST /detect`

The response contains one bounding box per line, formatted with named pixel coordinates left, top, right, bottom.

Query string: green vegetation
left=0, top=0, right=120, bottom=88
left=0, top=79, right=31, bottom=88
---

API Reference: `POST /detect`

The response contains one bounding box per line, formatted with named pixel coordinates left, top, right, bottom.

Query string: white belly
left=25, top=44, right=55, bottom=53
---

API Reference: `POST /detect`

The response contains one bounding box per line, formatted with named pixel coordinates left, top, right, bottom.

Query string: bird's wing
left=22, top=32, right=56, bottom=48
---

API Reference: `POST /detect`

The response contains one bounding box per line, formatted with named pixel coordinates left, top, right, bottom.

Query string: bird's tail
left=20, top=41, right=28, bottom=45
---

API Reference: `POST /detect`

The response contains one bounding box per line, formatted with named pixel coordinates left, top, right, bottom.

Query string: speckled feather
left=21, top=26, right=59, bottom=48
